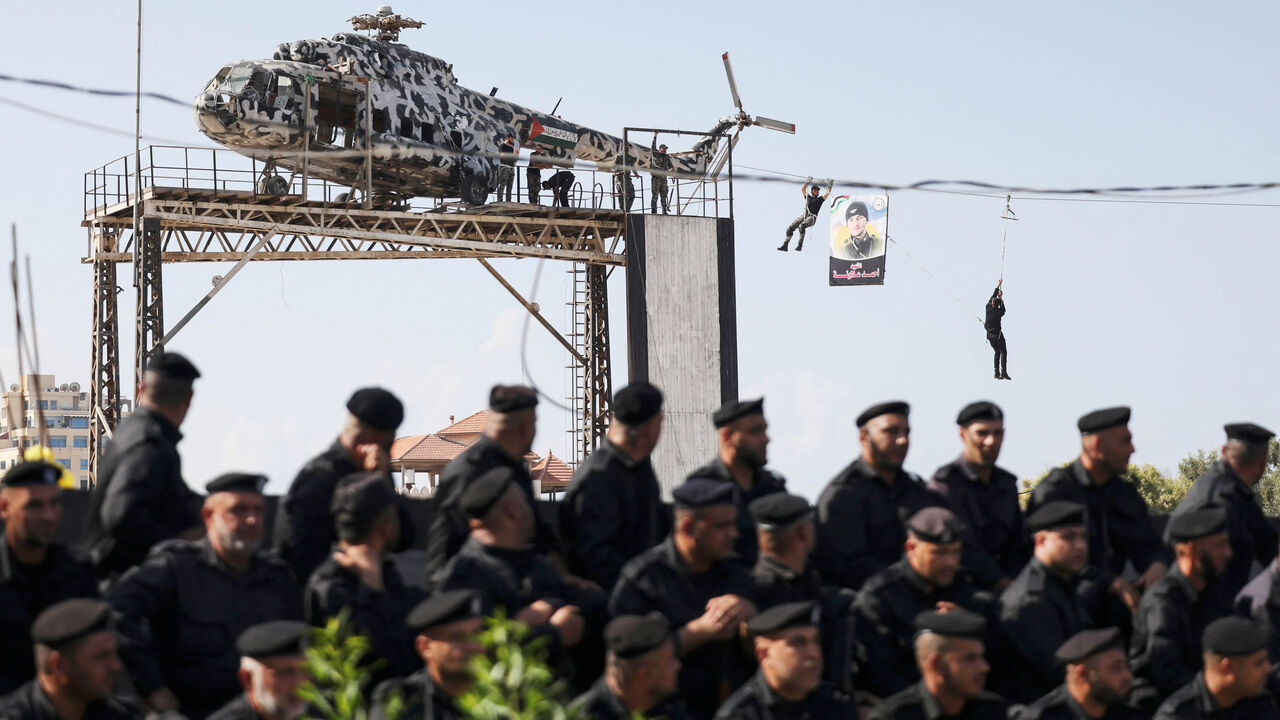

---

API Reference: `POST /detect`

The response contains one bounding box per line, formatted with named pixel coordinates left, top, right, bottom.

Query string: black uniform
left=985, top=287, right=1007, bottom=378
left=1130, top=566, right=1232, bottom=711
left=868, top=681, right=1008, bottom=720
left=437, top=537, right=601, bottom=619
left=107, top=538, right=302, bottom=720
left=814, top=458, right=940, bottom=590
left=690, top=457, right=786, bottom=565
left=854, top=559, right=993, bottom=698
left=610, top=538, right=760, bottom=720
left=1011, top=684, right=1149, bottom=720
left=752, top=556, right=858, bottom=693
left=304, top=555, right=423, bottom=684
left=1154, top=673, right=1280, bottom=720
left=927, top=457, right=1028, bottom=590
left=204, top=695, right=257, bottom=720
left=545, top=170, right=575, bottom=207
left=713, top=671, right=855, bottom=720
left=0, top=680, right=142, bottom=720
left=1026, top=461, right=1170, bottom=580
left=1168, top=461, right=1277, bottom=598
left=1235, top=561, right=1280, bottom=665
left=82, top=408, right=203, bottom=578
left=570, top=677, right=690, bottom=720
left=372, top=670, right=462, bottom=720
left=996, top=559, right=1095, bottom=704
left=0, top=536, right=99, bottom=694
left=560, top=439, right=669, bottom=590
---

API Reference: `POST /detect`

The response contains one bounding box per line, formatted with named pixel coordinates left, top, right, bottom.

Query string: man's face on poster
left=846, top=212, right=867, bottom=238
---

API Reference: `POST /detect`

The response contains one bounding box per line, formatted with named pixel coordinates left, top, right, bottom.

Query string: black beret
left=907, top=507, right=966, bottom=544
left=1167, top=507, right=1228, bottom=543
left=407, top=590, right=483, bottom=631
left=613, top=382, right=664, bottom=425
left=146, top=351, right=201, bottom=382
left=747, top=601, right=820, bottom=636
left=1203, top=616, right=1267, bottom=656
left=956, top=401, right=1003, bottom=426
left=845, top=201, right=869, bottom=220
left=31, top=599, right=112, bottom=649
left=1077, top=406, right=1131, bottom=435
left=749, top=493, right=812, bottom=529
left=330, top=471, right=397, bottom=529
left=1225, top=423, right=1275, bottom=444
left=605, top=612, right=671, bottom=658
left=236, top=620, right=309, bottom=660
left=1055, top=627, right=1124, bottom=664
left=458, top=466, right=519, bottom=518
left=2, top=460, right=62, bottom=488
left=1026, top=501, right=1086, bottom=533
left=346, top=387, right=404, bottom=432
left=914, top=609, right=986, bottom=639
left=712, top=398, right=764, bottom=428
left=205, top=472, right=267, bottom=495
left=489, top=385, right=539, bottom=413
left=857, top=401, right=910, bottom=428
left=672, top=477, right=738, bottom=510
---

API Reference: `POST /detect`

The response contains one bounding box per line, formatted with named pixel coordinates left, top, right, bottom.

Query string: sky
left=1, top=1, right=1277, bottom=500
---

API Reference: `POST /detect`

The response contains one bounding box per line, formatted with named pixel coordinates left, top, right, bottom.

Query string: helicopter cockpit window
left=204, top=65, right=233, bottom=94
left=399, top=115, right=413, bottom=138
left=372, top=109, right=389, bottom=134
left=270, top=74, right=296, bottom=108
left=222, top=67, right=254, bottom=95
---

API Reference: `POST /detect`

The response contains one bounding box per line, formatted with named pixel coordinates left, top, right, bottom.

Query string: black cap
left=747, top=601, right=820, bottom=636
left=914, top=609, right=986, bottom=640
left=605, top=612, right=671, bottom=658
left=407, top=590, right=483, bottom=632
left=236, top=621, right=309, bottom=660
left=1203, top=617, right=1267, bottom=656
left=712, top=398, right=764, bottom=428
left=1225, top=423, right=1275, bottom=444
left=31, top=599, right=112, bottom=649
left=672, top=477, right=738, bottom=510
left=489, top=385, right=539, bottom=413
left=346, top=387, right=404, bottom=432
left=613, top=382, right=664, bottom=425
left=205, top=472, right=267, bottom=495
left=856, top=401, right=909, bottom=428
left=147, top=351, right=201, bottom=382
left=956, top=401, right=1003, bottom=426
left=749, top=493, right=812, bottom=529
left=1026, top=501, right=1086, bottom=533
left=458, top=466, right=519, bottom=518
left=1078, top=406, right=1131, bottom=435
left=1055, top=627, right=1124, bottom=664
left=330, top=472, right=397, bottom=535
left=845, top=200, right=869, bottom=220
left=907, top=507, right=966, bottom=544
left=2, top=460, right=62, bottom=488
left=1167, top=507, right=1228, bottom=543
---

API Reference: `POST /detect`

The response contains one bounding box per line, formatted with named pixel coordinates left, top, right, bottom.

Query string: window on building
left=49, top=436, right=67, bottom=448
left=38, top=400, right=48, bottom=410
left=80, top=459, right=89, bottom=470
left=68, top=417, right=88, bottom=429
left=80, top=478, right=89, bottom=490
left=57, top=459, right=70, bottom=469
left=73, top=436, right=88, bottom=449
left=0, top=461, right=5, bottom=469
left=45, top=419, right=56, bottom=428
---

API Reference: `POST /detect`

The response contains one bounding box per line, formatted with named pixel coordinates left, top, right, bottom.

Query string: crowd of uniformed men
left=0, top=351, right=1278, bottom=720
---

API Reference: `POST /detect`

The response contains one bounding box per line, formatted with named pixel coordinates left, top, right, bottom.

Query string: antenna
left=550, top=97, right=562, bottom=116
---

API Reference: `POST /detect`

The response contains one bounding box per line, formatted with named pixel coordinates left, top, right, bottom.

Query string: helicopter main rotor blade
left=753, top=115, right=796, bottom=134
left=721, top=52, right=744, bottom=112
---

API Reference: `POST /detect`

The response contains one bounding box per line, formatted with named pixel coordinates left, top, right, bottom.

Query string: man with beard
left=206, top=622, right=309, bottom=720
left=571, top=613, right=687, bottom=720
left=0, top=461, right=98, bottom=695
left=0, top=599, right=140, bottom=720
left=1129, top=507, right=1234, bottom=712
left=714, top=601, right=856, bottom=719
left=690, top=398, right=786, bottom=564
left=855, top=507, right=994, bottom=699
left=869, top=609, right=1007, bottom=720
left=815, top=401, right=940, bottom=591
left=928, top=401, right=1027, bottom=592
left=1013, top=628, right=1144, bottom=720
left=1155, top=617, right=1279, bottom=720
left=108, top=473, right=301, bottom=720
left=372, top=590, right=485, bottom=720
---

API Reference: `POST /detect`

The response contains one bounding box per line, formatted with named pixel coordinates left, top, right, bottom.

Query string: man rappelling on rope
left=986, top=280, right=1010, bottom=380
left=779, top=178, right=832, bottom=251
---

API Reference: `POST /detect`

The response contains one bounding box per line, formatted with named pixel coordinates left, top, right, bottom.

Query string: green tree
left=459, top=612, right=581, bottom=720
left=298, top=611, right=403, bottom=720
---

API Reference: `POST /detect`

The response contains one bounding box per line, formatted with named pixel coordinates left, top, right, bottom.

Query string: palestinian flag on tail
left=527, top=117, right=579, bottom=151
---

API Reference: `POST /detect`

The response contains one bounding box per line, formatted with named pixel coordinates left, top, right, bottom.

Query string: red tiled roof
left=530, top=450, right=574, bottom=488
left=438, top=410, right=488, bottom=437
left=391, top=433, right=469, bottom=463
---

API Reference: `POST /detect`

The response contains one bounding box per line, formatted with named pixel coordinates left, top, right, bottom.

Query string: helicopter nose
left=193, top=91, right=236, bottom=135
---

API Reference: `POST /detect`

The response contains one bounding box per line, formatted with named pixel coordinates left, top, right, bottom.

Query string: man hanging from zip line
left=986, top=280, right=1010, bottom=380
left=779, top=178, right=832, bottom=252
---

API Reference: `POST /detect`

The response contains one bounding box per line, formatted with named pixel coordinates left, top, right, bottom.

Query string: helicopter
left=192, top=6, right=794, bottom=205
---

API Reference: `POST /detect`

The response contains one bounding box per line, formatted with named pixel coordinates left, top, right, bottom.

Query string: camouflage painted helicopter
left=193, top=6, right=793, bottom=205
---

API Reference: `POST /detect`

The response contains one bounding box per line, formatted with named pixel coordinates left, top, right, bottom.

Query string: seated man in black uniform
left=714, top=601, right=855, bottom=719
left=0, top=461, right=98, bottom=695
left=0, top=599, right=141, bottom=720
left=1155, top=617, right=1279, bottom=720
left=869, top=609, right=1007, bottom=720
left=304, top=472, right=422, bottom=685
left=109, top=473, right=301, bottom=720
left=372, top=590, right=486, bottom=720
left=207, top=621, right=310, bottom=720
left=1013, top=628, right=1143, bottom=720
left=571, top=613, right=686, bottom=720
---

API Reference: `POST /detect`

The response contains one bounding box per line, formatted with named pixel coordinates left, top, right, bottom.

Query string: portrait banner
left=829, top=192, right=889, bottom=286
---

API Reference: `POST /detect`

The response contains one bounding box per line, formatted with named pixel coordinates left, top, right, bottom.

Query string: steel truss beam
left=89, top=227, right=121, bottom=486
left=578, top=264, right=611, bottom=461
left=133, top=217, right=164, bottom=388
